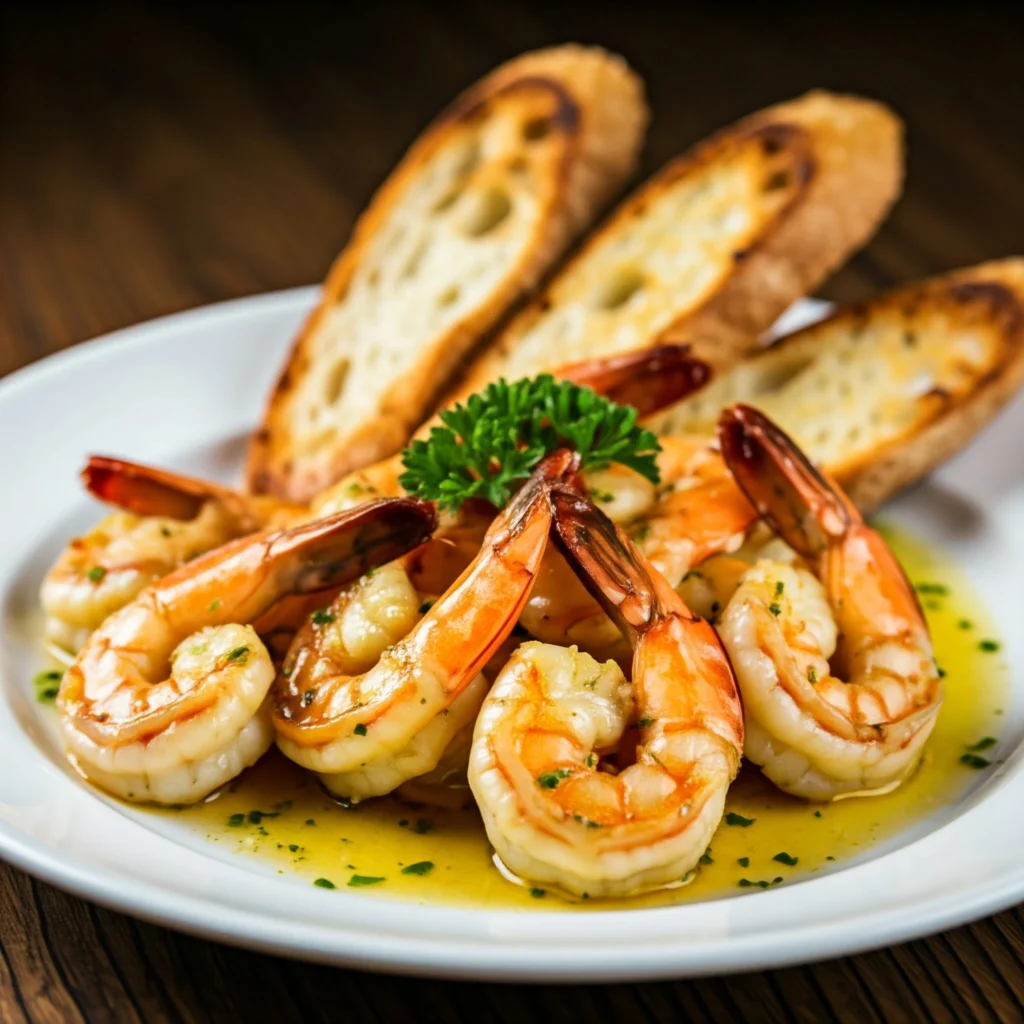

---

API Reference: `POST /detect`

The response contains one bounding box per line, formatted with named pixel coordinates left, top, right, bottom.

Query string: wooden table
left=2, top=3, right=1022, bottom=1020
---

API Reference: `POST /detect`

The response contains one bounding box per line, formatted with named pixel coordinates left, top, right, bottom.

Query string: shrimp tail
left=265, top=498, right=438, bottom=596
left=548, top=486, right=685, bottom=642
left=555, top=344, right=711, bottom=417
left=716, top=404, right=852, bottom=560
left=83, top=455, right=255, bottom=524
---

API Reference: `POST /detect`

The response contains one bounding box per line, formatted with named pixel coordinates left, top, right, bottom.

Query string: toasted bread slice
left=651, top=259, right=1024, bottom=511
left=248, top=45, right=648, bottom=500
left=449, top=90, right=903, bottom=398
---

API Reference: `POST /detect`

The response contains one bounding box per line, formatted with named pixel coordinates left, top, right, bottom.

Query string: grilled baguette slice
left=450, top=90, right=903, bottom=398
left=248, top=45, right=648, bottom=500
left=651, top=258, right=1024, bottom=511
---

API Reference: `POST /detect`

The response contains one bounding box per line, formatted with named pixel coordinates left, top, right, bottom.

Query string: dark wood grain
left=2, top=1, right=1023, bottom=1020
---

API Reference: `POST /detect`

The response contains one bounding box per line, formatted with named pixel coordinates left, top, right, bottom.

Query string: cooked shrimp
left=41, top=506, right=245, bottom=657
left=273, top=451, right=578, bottom=802
left=57, top=499, right=436, bottom=805
left=470, top=487, right=743, bottom=899
left=519, top=436, right=756, bottom=660
left=41, top=458, right=304, bottom=657
left=716, top=404, right=943, bottom=801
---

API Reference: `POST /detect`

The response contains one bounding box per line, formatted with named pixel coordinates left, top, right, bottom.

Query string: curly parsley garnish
left=398, top=376, right=662, bottom=511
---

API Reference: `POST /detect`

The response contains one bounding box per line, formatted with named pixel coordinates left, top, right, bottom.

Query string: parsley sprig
left=399, top=376, right=661, bottom=511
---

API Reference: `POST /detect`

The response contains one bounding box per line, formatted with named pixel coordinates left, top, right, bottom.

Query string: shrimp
left=469, top=486, right=743, bottom=899
left=716, top=404, right=943, bottom=801
left=41, top=458, right=303, bottom=657
left=272, top=451, right=577, bottom=802
left=518, top=436, right=756, bottom=661
left=57, top=499, right=437, bottom=805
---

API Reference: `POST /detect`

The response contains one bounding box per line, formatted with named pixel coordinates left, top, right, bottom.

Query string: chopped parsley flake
left=353, top=723, right=368, bottom=736
left=33, top=670, right=62, bottom=703
left=311, top=609, right=336, bottom=627
left=814, top=810, right=822, bottom=818
left=529, top=887, right=546, bottom=898
left=537, top=768, right=572, bottom=789
left=225, top=646, right=250, bottom=664
left=773, top=852, right=798, bottom=866
left=914, top=582, right=948, bottom=596
left=966, top=737, right=997, bottom=752
left=208, top=599, right=222, bottom=612
left=725, top=812, right=755, bottom=827
left=960, top=754, right=991, bottom=769
left=305, top=818, right=317, bottom=826
left=978, top=640, right=1001, bottom=653
left=958, top=619, right=972, bottom=630
left=301, top=689, right=316, bottom=707
left=227, top=813, right=245, bottom=827
left=585, top=754, right=597, bottom=768
left=769, top=603, right=782, bottom=617
left=288, top=844, right=300, bottom=853
left=85, top=566, right=107, bottom=583
left=348, top=875, right=386, bottom=887
left=774, top=581, right=784, bottom=597
left=737, top=857, right=750, bottom=867
left=699, top=851, right=713, bottom=865
left=418, top=600, right=435, bottom=614
left=401, top=861, right=434, bottom=876
left=635, top=717, right=655, bottom=729
left=412, top=819, right=434, bottom=834
left=313, top=878, right=336, bottom=889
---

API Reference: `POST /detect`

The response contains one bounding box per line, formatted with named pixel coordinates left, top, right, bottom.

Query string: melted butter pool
left=152, top=526, right=1009, bottom=909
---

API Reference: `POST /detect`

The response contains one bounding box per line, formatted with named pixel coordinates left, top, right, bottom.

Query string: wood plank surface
left=2, top=2, right=1022, bottom=1020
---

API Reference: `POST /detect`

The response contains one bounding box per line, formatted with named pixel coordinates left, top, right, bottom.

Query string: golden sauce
left=152, top=526, right=1009, bottom=909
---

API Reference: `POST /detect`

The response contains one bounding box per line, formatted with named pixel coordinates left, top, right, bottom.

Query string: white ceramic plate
left=1, top=290, right=1022, bottom=982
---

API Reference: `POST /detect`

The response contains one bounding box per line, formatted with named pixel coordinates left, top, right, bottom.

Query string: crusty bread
left=448, top=90, right=903, bottom=399
left=651, top=259, right=1024, bottom=511
left=248, top=45, right=649, bottom=500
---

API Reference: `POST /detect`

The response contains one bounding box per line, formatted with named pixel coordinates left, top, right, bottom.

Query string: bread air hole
left=453, top=139, right=481, bottom=176
left=437, top=283, right=461, bottom=308
left=763, top=170, right=791, bottom=193
left=523, top=117, right=551, bottom=142
left=595, top=266, right=646, bottom=311
left=323, top=356, right=350, bottom=406
left=401, top=240, right=429, bottom=279
left=461, top=186, right=512, bottom=238
left=749, top=355, right=815, bottom=396
left=432, top=189, right=461, bottom=214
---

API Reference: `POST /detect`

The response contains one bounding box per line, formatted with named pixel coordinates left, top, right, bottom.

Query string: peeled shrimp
left=41, top=457, right=304, bottom=657
left=716, top=404, right=943, bottom=800
left=272, top=451, right=578, bottom=801
left=57, top=499, right=436, bottom=805
left=470, top=486, right=743, bottom=898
